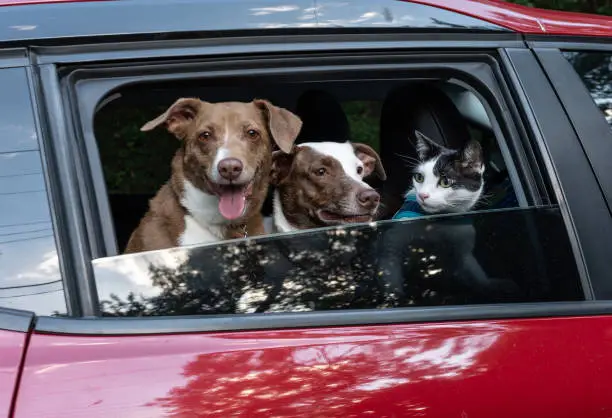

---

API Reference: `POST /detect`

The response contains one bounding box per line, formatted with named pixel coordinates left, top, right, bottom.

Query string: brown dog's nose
left=218, top=158, right=243, bottom=181
left=357, top=189, right=380, bottom=208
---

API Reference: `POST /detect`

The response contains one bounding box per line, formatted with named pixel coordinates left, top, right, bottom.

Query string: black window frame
left=528, top=39, right=612, bottom=215
left=504, top=45, right=612, bottom=302
left=524, top=38, right=612, bottom=300
left=30, top=33, right=609, bottom=334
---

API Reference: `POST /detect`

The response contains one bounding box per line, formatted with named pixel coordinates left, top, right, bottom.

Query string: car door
left=0, top=309, right=32, bottom=418
left=8, top=1, right=612, bottom=417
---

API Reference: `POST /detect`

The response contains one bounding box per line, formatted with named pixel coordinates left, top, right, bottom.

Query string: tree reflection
left=98, top=208, right=581, bottom=317
left=146, top=324, right=504, bottom=417
left=100, top=225, right=387, bottom=317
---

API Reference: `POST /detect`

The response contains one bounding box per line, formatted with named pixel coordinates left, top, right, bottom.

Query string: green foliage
left=95, top=103, right=176, bottom=194
left=342, top=101, right=380, bottom=150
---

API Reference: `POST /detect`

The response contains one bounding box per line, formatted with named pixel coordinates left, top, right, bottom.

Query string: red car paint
left=13, top=316, right=612, bottom=417
left=409, top=0, right=612, bottom=37
left=0, top=330, right=28, bottom=418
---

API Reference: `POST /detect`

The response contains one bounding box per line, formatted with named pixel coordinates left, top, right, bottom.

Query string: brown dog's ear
left=352, top=142, right=387, bottom=180
left=270, top=150, right=296, bottom=186
left=141, top=98, right=202, bottom=139
left=254, top=99, right=302, bottom=153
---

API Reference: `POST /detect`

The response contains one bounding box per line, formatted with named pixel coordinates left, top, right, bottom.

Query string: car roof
left=409, top=0, right=612, bottom=37
left=0, top=0, right=609, bottom=46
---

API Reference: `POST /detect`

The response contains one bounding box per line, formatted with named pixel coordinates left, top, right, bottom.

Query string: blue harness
left=392, top=193, right=471, bottom=225
left=392, top=193, right=426, bottom=220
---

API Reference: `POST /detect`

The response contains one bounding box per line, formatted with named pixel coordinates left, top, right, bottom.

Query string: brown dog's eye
left=198, top=131, right=212, bottom=141
left=246, top=129, right=260, bottom=139
left=315, top=168, right=326, bottom=176
left=357, top=166, right=364, bottom=175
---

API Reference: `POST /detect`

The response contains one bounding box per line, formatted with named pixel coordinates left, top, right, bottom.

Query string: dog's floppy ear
left=352, top=142, right=387, bottom=180
left=270, top=150, right=296, bottom=186
left=141, top=98, right=202, bottom=139
left=254, top=99, right=302, bottom=153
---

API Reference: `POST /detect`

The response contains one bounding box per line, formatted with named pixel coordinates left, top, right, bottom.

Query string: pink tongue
left=218, top=189, right=246, bottom=220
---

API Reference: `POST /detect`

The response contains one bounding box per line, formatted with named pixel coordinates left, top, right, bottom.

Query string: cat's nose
left=418, top=192, right=430, bottom=201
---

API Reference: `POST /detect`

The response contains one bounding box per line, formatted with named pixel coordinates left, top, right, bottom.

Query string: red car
left=1, top=0, right=612, bottom=416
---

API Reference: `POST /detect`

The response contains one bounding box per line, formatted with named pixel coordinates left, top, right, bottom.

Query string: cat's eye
left=315, top=167, right=327, bottom=176
left=439, top=177, right=452, bottom=188
left=198, top=131, right=212, bottom=141
left=414, top=173, right=424, bottom=183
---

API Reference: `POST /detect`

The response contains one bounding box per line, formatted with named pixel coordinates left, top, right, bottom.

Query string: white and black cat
left=393, top=130, right=485, bottom=219
left=378, top=130, right=518, bottom=305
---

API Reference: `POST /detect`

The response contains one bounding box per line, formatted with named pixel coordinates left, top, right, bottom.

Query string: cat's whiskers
left=395, top=153, right=422, bottom=167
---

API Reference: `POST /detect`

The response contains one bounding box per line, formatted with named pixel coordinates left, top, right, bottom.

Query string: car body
left=0, top=0, right=611, bottom=417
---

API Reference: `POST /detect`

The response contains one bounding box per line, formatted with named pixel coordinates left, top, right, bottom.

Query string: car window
left=84, top=72, right=584, bottom=318
left=96, top=207, right=581, bottom=316
left=0, top=68, right=67, bottom=316
left=563, top=51, right=612, bottom=127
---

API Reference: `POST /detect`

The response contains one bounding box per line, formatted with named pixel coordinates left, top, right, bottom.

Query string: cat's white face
left=410, top=130, right=485, bottom=214
left=412, top=157, right=483, bottom=214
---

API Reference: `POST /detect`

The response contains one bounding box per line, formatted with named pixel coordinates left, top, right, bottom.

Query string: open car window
left=70, top=58, right=586, bottom=319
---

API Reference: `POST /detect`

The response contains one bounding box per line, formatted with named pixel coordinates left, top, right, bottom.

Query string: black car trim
left=32, top=63, right=100, bottom=317
left=0, top=48, right=28, bottom=68
left=532, top=47, right=612, bottom=217
left=0, top=307, right=34, bottom=333
left=504, top=48, right=612, bottom=301
left=31, top=33, right=523, bottom=65
left=25, top=64, right=77, bottom=316
left=525, top=37, right=612, bottom=51
left=34, top=301, right=612, bottom=336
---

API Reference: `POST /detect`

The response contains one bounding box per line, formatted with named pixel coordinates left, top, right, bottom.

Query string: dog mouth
left=317, top=210, right=373, bottom=225
left=213, top=180, right=254, bottom=221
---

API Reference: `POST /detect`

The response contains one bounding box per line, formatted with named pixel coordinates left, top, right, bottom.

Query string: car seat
left=294, top=89, right=351, bottom=144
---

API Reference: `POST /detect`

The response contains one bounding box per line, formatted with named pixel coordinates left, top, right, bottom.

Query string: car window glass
left=0, top=68, right=66, bottom=316
left=563, top=51, right=612, bottom=128
left=96, top=207, right=582, bottom=317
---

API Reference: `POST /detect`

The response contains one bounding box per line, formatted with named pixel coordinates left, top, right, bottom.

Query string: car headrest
left=377, top=83, right=472, bottom=217
left=294, top=89, right=350, bottom=144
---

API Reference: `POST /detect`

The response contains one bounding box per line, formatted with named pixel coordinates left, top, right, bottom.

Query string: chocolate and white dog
left=267, top=141, right=387, bottom=232
left=124, top=98, right=302, bottom=254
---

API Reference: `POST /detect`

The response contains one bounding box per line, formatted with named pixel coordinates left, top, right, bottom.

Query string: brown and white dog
left=267, top=141, right=386, bottom=233
left=124, top=98, right=302, bottom=254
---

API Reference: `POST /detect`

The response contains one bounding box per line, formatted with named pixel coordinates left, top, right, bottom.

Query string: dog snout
left=217, top=158, right=244, bottom=181
left=357, top=189, right=380, bottom=209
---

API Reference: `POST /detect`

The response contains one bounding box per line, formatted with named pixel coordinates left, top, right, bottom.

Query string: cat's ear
left=461, top=139, right=484, bottom=172
left=414, top=130, right=443, bottom=160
